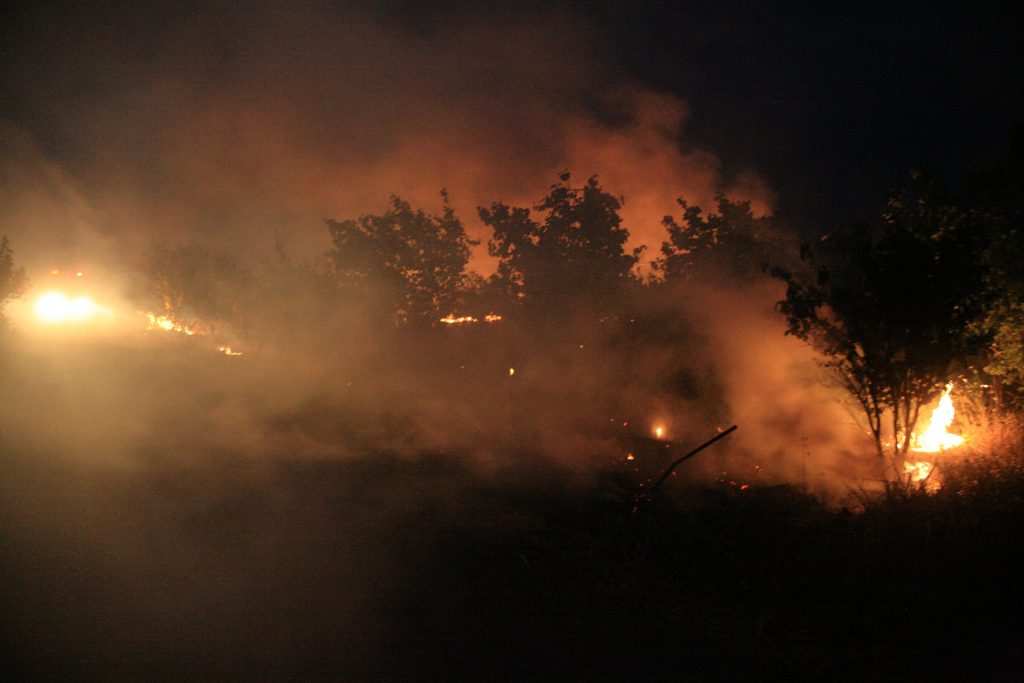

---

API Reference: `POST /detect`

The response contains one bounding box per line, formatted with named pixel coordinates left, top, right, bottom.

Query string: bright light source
left=654, top=425, right=665, bottom=440
left=34, top=291, right=102, bottom=323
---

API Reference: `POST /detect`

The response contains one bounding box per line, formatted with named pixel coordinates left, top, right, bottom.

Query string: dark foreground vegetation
left=2, top=441, right=1023, bottom=681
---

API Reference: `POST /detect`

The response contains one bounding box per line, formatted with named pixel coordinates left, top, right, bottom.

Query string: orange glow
left=912, top=383, right=965, bottom=453
left=440, top=313, right=503, bottom=325
left=653, top=425, right=665, bottom=440
left=440, top=314, right=477, bottom=324
left=904, top=383, right=966, bottom=484
left=145, top=312, right=195, bottom=336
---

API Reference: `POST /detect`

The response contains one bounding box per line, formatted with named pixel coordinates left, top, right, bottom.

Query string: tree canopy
left=773, top=175, right=990, bottom=467
left=479, top=174, right=641, bottom=315
left=147, top=243, right=257, bottom=337
left=657, top=194, right=785, bottom=282
left=326, top=192, right=477, bottom=326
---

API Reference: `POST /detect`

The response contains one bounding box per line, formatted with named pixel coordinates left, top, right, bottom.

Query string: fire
left=34, top=291, right=104, bottom=323
left=439, top=313, right=503, bottom=325
left=912, top=383, right=965, bottom=453
left=145, top=312, right=196, bottom=336
left=653, top=425, right=665, bottom=440
left=440, top=314, right=477, bottom=324
left=218, top=346, right=243, bottom=356
left=904, top=382, right=966, bottom=484
left=903, top=460, right=934, bottom=481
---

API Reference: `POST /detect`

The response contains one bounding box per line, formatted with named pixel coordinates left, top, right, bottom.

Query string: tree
left=656, top=194, right=786, bottom=281
left=962, top=131, right=1024, bottom=396
left=325, top=192, right=478, bottom=326
left=479, top=174, right=641, bottom=315
left=1, top=236, right=28, bottom=328
left=773, top=175, right=989, bottom=471
left=147, top=243, right=257, bottom=337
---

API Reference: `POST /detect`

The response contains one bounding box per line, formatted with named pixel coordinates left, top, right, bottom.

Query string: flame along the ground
left=622, top=384, right=967, bottom=492
left=144, top=311, right=242, bottom=357
left=439, top=313, right=503, bottom=325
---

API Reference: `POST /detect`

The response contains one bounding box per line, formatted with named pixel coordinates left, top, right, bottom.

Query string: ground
left=1, top=340, right=1022, bottom=681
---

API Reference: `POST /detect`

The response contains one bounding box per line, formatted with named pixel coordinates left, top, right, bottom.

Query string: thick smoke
left=0, top=3, right=769, bottom=272
left=0, top=4, right=871, bottom=677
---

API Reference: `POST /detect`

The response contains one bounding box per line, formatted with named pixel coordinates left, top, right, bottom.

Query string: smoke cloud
left=0, top=3, right=873, bottom=677
left=0, top=2, right=770, bottom=273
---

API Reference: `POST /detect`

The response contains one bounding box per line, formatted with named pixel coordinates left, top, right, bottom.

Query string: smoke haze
left=0, top=2, right=772, bottom=273
left=0, top=3, right=877, bottom=678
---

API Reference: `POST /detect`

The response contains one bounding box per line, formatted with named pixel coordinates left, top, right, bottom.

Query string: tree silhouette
left=963, top=132, right=1024, bottom=393
left=773, top=175, right=989, bottom=471
left=479, top=174, right=641, bottom=316
left=657, top=194, right=786, bottom=281
left=325, top=192, right=477, bottom=326
left=147, top=243, right=256, bottom=337
left=1, top=236, right=28, bottom=329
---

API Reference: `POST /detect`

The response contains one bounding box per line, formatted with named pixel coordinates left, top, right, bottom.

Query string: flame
left=653, top=425, right=665, bottom=440
left=145, top=312, right=196, bottom=336
left=911, top=383, right=965, bottom=453
left=904, top=382, right=965, bottom=484
left=34, top=291, right=104, bottom=323
left=903, top=460, right=935, bottom=482
left=440, top=313, right=503, bottom=325
left=218, top=346, right=243, bottom=356
left=440, top=314, right=477, bottom=324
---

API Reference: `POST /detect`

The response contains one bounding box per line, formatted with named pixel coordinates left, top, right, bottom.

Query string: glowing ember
left=440, top=313, right=503, bottom=325
left=34, top=291, right=103, bottom=323
left=145, top=312, right=196, bottom=336
left=508, top=367, right=515, bottom=376
left=653, top=425, right=665, bottom=440
left=440, top=314, right=477, bottom=324
left=911, top=383, right=965, bottom=453
left=218, top=346, right=243, bottom=356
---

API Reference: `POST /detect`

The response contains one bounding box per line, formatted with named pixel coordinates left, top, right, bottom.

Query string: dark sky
left=1, top=1, right=1021, bottom=269
left=581, top=2, right=1023, bottom=228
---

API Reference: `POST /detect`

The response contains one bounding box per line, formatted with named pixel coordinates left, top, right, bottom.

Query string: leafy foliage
left=656, top=194, right=786, bottom=281
left=326, top=192, right=477, bottom=325
left=963, top=135, right=1024, bottom=392
left=479, top=174, right=641, bottom=315
left=773, top=175, right=990, bottom=467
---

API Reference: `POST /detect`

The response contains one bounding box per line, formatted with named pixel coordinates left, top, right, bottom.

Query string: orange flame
left=912, top=383, right=965, bottom=453
left=905, top=382, right=966, bottom=484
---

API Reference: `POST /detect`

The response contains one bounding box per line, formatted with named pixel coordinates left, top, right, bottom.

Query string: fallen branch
left=641, top=425, right=739, bottom=497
